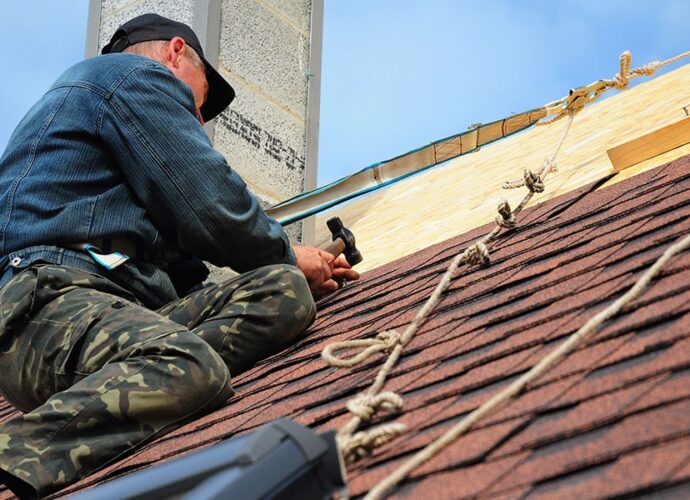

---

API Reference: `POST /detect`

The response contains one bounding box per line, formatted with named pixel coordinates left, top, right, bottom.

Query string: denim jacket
left=0, top=53, right=295, bottom=308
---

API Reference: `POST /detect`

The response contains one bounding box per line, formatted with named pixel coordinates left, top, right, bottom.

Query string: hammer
left=322, top=217, right=363, bottom=266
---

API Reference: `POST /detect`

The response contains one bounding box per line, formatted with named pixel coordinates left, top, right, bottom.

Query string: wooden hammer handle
left=323, top=238, right=346, bottom=258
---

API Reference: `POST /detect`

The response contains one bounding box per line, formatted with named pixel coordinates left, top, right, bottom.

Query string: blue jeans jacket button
left=10, top=257, right=22, bottom=268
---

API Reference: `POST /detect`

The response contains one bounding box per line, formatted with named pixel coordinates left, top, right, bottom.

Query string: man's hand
left=293, top=245, right=360, bottom=298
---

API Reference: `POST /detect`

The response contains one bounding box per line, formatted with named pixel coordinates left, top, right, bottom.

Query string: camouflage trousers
left=0, top=263, right=315, bottom=498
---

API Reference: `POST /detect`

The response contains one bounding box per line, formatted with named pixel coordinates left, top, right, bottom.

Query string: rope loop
left=321, top=329, right=401, bottom=368
left=346, top=392, right=405, bottom=421
left=340, top=422, right=408, bottom=464
left=320, top=50, right=690, bottom=499
left=523, top=168, right=545, bottom=193
left=504, top=158, right=557, bottom=190
left=495, top=198, right=516, bottom=228
left=465, top=241, right=490, bottom=266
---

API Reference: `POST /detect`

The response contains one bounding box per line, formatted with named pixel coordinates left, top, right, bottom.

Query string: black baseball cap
left=102, top=13, right=235, bottom=122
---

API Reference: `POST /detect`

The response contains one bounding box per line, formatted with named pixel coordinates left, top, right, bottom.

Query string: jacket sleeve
left=100, top=60, right=296, bottom=272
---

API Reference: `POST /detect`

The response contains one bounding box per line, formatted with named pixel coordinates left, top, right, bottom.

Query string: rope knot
left=613, top=72, right=629, bottom=90
left=495, top=198, right=516, bottom=228
left=523, top=169, right=544, bottom=193
left=340, top=422, right=408, bottom=464
left=377, top=329, right=402, bottom=353
left=613, top=50, right=632, bottom=90
left=503, top=158, right=553, bottom=191
left=342, top=392, right=407, bottom=463
left=465, top=241, right=490, bottom=266
left=346, top=392, right=404, bottom=421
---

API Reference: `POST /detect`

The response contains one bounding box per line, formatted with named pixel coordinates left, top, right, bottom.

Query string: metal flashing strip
left=301, top=0, right=324, bottom=245
left=269, top=50, right=690, bottom=227
left=193, top=0, right=222, bottom=141
left=192, top=0, right=222, bottom=74
left=84, top=0, right=103, bottom=57
left=267, top=106, right=548, bottom=225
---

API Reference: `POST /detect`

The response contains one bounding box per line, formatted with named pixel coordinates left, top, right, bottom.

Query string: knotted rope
left=341, top=421, right=409, bottom=465
left=322, top=111, right=576, bottom=466
left=323, top=330, right=400, bottom=368
left=495, top=199, right=516, bottom=229
left=538, top=49, right=690, bottom=126
left=320, top=49, right=690, bottom=498
left=339, top=392, right=407, bottom=464
left=365, top=229, right=690, bottom=500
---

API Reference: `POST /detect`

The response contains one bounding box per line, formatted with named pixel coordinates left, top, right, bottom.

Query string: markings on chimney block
left=218, top=110, right=305, bottom=172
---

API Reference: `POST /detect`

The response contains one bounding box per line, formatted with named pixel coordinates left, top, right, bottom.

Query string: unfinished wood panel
left=598, top=141, right=690, bottom=191
left=607, top=116, right=690, bottom=171
left=315, top=63, right=690, bottom=272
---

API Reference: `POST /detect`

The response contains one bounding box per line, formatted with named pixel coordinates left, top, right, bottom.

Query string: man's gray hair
left=124, top=40, right=204, bottom=70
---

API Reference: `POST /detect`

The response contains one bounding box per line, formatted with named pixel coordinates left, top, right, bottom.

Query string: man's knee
left=132, top=331, right=234, bottom=415
left=257, top=263, right=316, bottom=341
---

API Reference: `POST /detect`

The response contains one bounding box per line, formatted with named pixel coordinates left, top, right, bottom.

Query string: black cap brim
left=102, top=13, right=235, bottom=122
left=199, top=59, right=235, bottom=122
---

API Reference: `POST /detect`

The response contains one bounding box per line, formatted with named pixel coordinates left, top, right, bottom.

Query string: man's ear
left=164, top=36, right=187, bottom=68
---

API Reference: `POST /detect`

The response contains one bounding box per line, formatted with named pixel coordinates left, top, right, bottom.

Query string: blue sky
left=1, top=1, right=689, bottom=187
left=1, top=2, right=90, bottom=149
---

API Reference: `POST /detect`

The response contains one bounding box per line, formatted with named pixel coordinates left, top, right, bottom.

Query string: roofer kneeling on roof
left=0, top=14, right=359, bottom=499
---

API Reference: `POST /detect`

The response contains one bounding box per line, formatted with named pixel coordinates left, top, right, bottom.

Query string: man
left=0, top=13, right=358, bottom=498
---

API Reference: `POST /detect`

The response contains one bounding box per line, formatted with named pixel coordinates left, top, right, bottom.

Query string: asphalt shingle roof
left=2, top=154, right=690, bottom=499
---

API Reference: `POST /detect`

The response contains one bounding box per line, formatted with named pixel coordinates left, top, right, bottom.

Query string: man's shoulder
left=53, top=54, right=170, bottom=96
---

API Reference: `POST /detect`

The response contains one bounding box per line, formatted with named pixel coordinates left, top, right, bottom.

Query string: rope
left=265, top=50, right=688, bottom=226
left=365, top=230, right=690, bottom=500
left=341, top=422, right=409, bottom=465
left=322, top=111, right=577, bottom=466
left=319, top=49, right=690, bottom=498
left=495, top=199, right=516, bottom=229
left=536, top=49, right=690, bottom=125
left=322, top=330, right=400, bottom=368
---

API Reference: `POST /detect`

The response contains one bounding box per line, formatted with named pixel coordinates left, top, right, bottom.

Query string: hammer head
left=327, top=217, right=363, bottom=266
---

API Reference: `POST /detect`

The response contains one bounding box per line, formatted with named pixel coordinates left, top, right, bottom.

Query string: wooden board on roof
left=607, top=116, right=690, bottom=171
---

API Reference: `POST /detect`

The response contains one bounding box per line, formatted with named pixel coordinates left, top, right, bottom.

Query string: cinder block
left=205, top=263, right=238, bottom=284
left=283, top=221, right=303, bottom=244
left=212, top=73, right=306, bottom=203
left=101, top=0, right=144, bottom=15
left=98, top=0, right=195, bottom=50
left=261, top=0, right=311, bottom=33
left=219, top=0, right=309, bottom=115
left=96, top=0, right=315, bottom=244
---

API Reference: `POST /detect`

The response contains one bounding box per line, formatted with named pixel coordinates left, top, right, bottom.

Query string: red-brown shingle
left=2, top=155, right=690, bottom=499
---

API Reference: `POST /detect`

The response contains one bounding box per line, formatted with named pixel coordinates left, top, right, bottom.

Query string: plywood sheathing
left=314, top=63, right=690, bottom=272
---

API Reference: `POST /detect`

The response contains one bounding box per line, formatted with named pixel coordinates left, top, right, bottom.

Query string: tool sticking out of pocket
left=76, top=243, right=130, bottom=270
